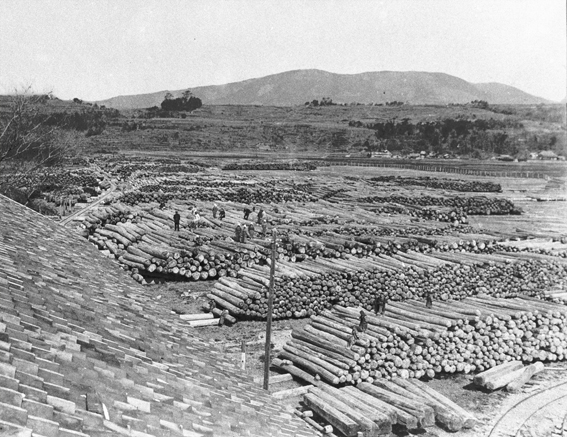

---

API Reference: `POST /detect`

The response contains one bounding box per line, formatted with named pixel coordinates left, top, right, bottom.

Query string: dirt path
left=486, top=381, right=567, bottom=437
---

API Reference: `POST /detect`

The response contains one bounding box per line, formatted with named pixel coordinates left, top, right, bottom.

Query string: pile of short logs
left=273, top=295, right=567, bottom=384
left=83, top=204, right=141, bottom=231
left=369, top=176, right=502, bottom=193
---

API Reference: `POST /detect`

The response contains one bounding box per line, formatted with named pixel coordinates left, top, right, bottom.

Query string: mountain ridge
left=95, top=69, right=552, bottom=109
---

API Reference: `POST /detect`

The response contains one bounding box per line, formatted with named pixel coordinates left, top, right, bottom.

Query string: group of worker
left=211, top=204, right=226, bottom=220
left=234, top=206, right=269, bottom=242
left=346, top=293, right=435, bottom=349
left=172, top=206, right=203, bottom=231
left=172, top=203, right=269, bottom=242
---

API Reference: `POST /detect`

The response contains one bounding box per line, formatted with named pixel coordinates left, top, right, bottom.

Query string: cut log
left=473, top=360, right=523, bottom=387
left=179, top=313, right=215, bottom=321
left=209, top=307, right=236, bottom=324
left=278, top=350, right=340, bottom=385
left=506, top=362, right=545, bottom=393
left=309, top=387, right=382, bottom=436
left=272, top=358, right=317, bottom=386
left=186, top=319, right=220, bottom=327
left=390, top=378, right=464, bottom=432
left=371, top=380, right=435, bottom=428
left=316, top=384, right=392, bottom=435
left=406, top=379, right=478, bottom=429
left=341, top=386, right=419, bottom=430
left=357, top=382, right=430, bottom=428
left=303, top=393, right=360, bottom=437
left=271, top=385, right=313, bottom=399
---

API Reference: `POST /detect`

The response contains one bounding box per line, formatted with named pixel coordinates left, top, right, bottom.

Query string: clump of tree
left=469, top=100, right=489, bottom=110
left=348, top=116, right=535, bottom=157
left=160, top=90, right=202, bottom=112
left=305, top=97, right=336, bottom=107
left=0, top=90, right=89, bottom=208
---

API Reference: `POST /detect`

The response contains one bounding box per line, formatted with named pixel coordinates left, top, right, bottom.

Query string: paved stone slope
left=0, top=196, right=315, bottom=437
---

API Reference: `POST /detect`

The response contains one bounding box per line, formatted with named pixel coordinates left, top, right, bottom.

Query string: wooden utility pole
left=263, top=228, right=277, bottom=390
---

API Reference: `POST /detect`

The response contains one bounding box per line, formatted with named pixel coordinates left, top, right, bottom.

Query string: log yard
left=1, top=2, right=566, bottom=436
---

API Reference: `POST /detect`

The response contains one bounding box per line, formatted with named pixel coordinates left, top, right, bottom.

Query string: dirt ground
left=151, top=280, right=308, bottom=386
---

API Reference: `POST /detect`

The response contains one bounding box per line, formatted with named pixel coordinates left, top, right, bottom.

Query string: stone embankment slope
left=0, top=195, right=314, bottom=437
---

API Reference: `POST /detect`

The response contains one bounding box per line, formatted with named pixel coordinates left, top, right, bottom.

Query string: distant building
left=370, top=150, right=392, bottom=158
left=497, top=155, right=515, bottom=161
left=407, top=153, right=423, bottom=160
left=539, top=151, right=559, bottom=160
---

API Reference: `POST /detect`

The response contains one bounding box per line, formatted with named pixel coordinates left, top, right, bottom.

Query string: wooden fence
left=327, top=161, right=559, bottom=179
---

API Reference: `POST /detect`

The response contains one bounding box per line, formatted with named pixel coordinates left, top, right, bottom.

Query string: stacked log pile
left=82, top=204, right=141, bottom=232
left=108, top=161, right=206, bottom=179
left=274, top=295, right=567, bottom=385
left=369, top=176, right=502, bottom=192
left=121, top=184, right=317, bottom=206
left=81, top=198, right=567, bottom=290
left=357, top=194, right=521, bottom=217
left=86, top=209, right=253, bottom=282
left=208, top=253, right=567, bottom=319
left=498, top=238, right=567, bottom=258
left=222, top=161, right=318, bottom=171
left=297, top=223, right=476, bottom=238
left=299, top=377, right=477, bottom=435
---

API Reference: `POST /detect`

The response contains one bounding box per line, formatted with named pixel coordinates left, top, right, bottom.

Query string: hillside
left=95, top=69, right=551, bottom=109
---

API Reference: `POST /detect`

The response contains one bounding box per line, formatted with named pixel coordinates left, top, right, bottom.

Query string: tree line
left=349, top=116, right=562, bottom=158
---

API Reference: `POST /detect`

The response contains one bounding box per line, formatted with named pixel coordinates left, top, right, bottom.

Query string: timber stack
left=273, top=295, right=567, bottom=384
left=222, top=161, right=318, bottom=171
left=369, top=175, right=502, bottom=192
left=297, top=377, right=477, bottom=435
left=207, top=253, right=567, bottom=319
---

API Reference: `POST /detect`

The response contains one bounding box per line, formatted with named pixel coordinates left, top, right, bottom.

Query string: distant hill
left=95, top=69, right=552, bottom=109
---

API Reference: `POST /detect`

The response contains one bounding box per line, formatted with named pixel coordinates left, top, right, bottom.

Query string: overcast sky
left=1, top=0, right=565, bottom=102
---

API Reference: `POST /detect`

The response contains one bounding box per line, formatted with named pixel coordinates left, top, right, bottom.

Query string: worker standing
left=359, top=310, right=367, bottom=333
left=173, top=211, right=180, bottom=231
left=235, top=223, right=242, bottom=242
left=248, top=222, right=256, bottom=239
left=257, top=208, right=265, bottom=225
left=219, top=208, right=226, bottom=221
left=426, top=292, right=433, bottom=309
left=243, top=206, right=251, bottom=220
left=212, top=204, right=219, bottom=219
left=242, top=224, right=250, bottom=243
left=193, top=212, right=201, bottom=229
left=261, top=218, right=268, bottom=237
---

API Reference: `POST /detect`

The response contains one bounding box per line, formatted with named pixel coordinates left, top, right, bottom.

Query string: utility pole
left=263, top=228, right=277, bottom=390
